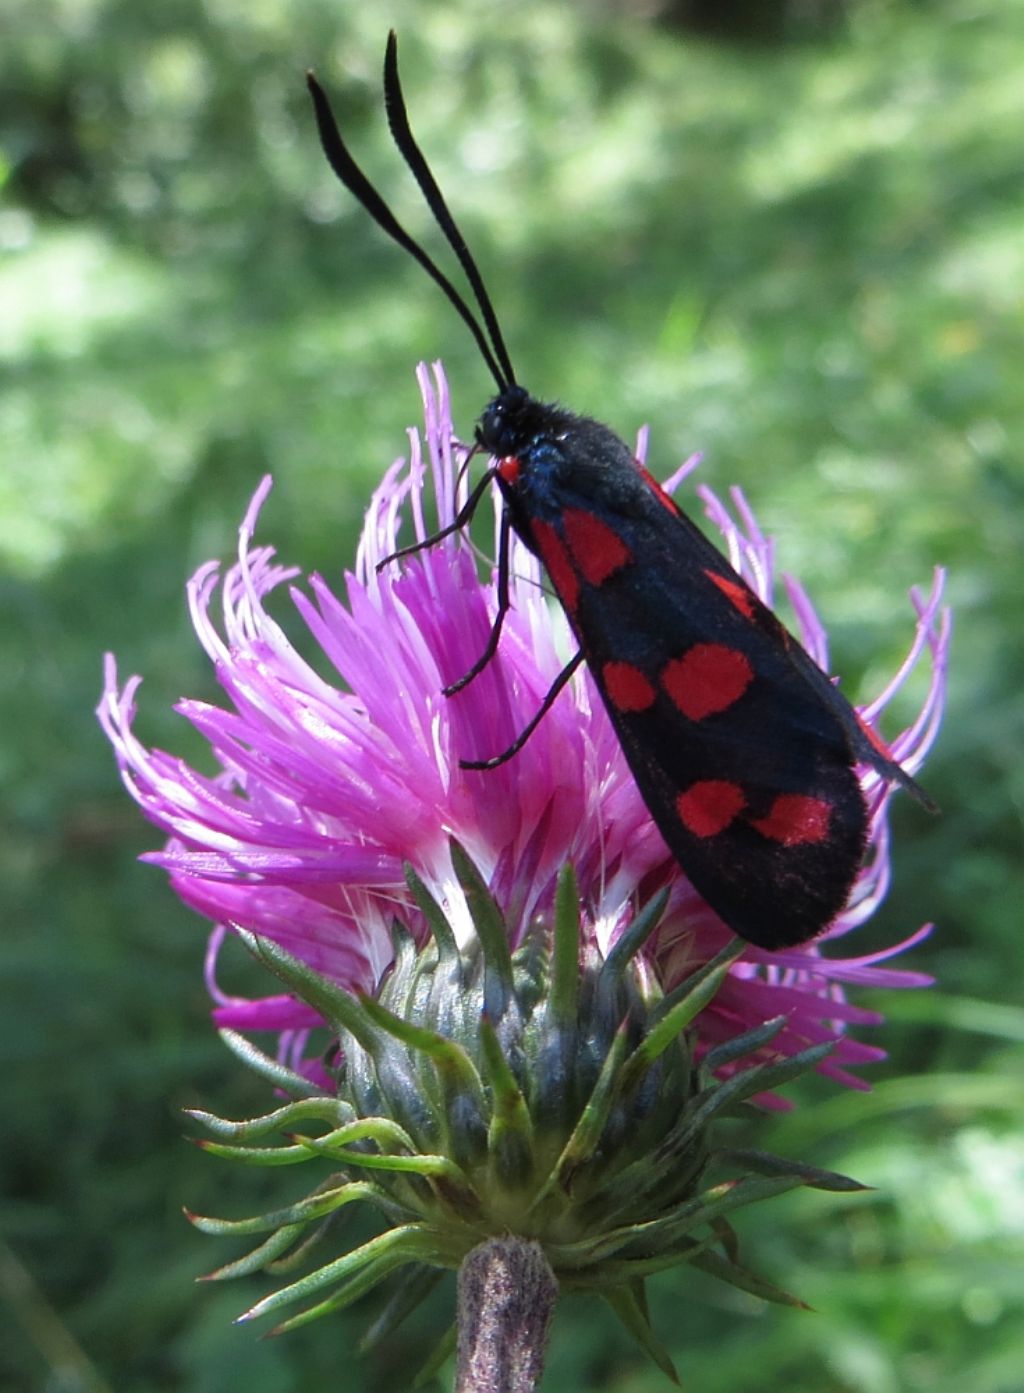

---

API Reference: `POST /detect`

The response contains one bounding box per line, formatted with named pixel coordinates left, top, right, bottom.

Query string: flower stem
left=455, top=1238, right=557, bottom=1393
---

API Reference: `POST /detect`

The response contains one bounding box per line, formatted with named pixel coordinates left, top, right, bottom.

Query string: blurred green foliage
left=2, top=0, right=1022, bottom=1389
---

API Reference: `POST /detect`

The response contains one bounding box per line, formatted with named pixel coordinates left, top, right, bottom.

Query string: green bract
left=188, top=851, right=863, bottom=1382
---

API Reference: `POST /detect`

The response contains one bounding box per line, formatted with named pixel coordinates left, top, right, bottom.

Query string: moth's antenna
left=306, top=68, right=509, bottom=391
left=382, top=32, right=517, bottom=389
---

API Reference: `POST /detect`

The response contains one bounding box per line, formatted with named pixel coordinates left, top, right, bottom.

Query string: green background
left=2, top=1, right=1021, bottom=1389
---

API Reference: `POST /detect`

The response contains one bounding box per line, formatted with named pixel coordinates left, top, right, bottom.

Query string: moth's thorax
left=477, top=387, right=639, bottom=519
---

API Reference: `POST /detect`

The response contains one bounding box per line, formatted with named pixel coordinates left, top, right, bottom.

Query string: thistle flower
left=97, top=362, right=949, bottom=1378
left=99, top=362, right=947, bottom=1091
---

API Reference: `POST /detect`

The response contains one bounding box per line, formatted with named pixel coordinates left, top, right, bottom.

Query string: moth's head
left=475, top=385, right=536, bottom=457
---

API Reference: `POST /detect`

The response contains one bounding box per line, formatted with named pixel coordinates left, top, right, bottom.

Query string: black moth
left=306, top=33, right=933, bottom=951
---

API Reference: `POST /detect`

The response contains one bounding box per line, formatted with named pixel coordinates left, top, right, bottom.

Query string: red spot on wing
left=497, top=456, right=521, bottom=484
left=705, top=569, right=756, bottom=619
left=677, top=780, right=746, bottom=838
left=752, top=794, right=832, bottom=846
left=602, top=661, right=657, bottom=712
left=638, top=464, right=680, bottom=516
left=532, top=519, right=580, bottom=613
left=562, top=509, right=632, bottom=586
left=661, top=643, right=754, bottom=721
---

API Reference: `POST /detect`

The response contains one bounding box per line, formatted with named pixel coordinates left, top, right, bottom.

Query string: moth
left=306, top=34, right=933, bottom=950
